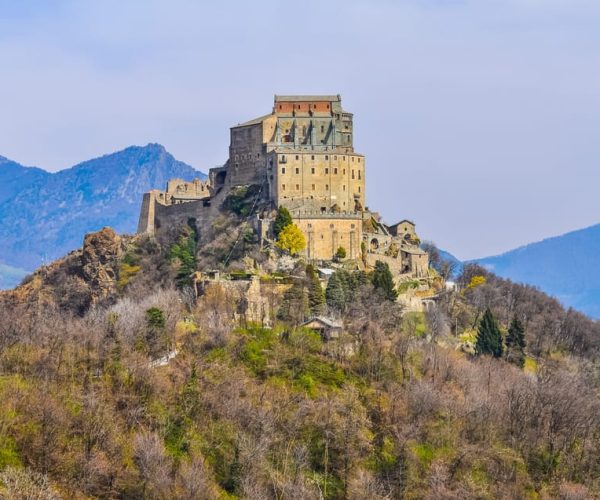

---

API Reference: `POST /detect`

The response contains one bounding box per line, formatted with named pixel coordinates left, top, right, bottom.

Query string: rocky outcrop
left=0, top=227, right=125, bottom=314
left=82, top=227, right=122, bottom=302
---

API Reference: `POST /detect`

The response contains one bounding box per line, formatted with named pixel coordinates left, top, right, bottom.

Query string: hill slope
left=473, top=223, right=600, bottom=318
left=0, top=144, right=205, bottom=285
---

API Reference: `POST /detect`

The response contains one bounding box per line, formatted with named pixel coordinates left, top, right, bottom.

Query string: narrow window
left=321, top=125, right=324, bottom=133
left=311, top=155, right=315, bottom=160
left=343, top=169, right=346, bottom=175
left=296, top=184, right=300, bottom=190
left=358, top=171, right=361, bottom=180
left=311, top=167, right=315, bottom=174
left=312, top=184, right=316, bottom=190
left=295, top=167, right=299, bottom=174
left=295, top=155, right=299, bottom=160
left=352, top=157, right=354, bottom=162
left=325, top=168, right=329, bottom=174
left=326, top=184, right=329, bottom=190
left=282, top=184, right=286, bottom=191
left=334, top=168, right=338, bottom=174
left=358, top=186, right=361, bottom=193
left=343, top=185, right=346, bottom=191
left=282, top=167, right=286, bottom=174
left=325, top=155, right=329, bottom=160
left=352, top=170, right=355, bottom=179
left=358, top=158, right=361, bottom=163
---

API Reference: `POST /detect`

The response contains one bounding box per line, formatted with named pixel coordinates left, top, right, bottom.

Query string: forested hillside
left=0, top=211, right=599, bottom=498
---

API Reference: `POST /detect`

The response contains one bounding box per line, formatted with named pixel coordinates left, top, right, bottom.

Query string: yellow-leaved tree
left=276, top=224, right=306, bottom=256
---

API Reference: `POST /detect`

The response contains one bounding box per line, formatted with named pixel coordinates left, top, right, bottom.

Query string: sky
left=1, top=0, right=600, bottom=260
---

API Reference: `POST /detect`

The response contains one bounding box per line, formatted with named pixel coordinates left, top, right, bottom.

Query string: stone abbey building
left=138, top=95, right=428, bottom=278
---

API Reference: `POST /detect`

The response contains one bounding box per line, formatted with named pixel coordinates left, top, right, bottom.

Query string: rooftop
left=274, top=95, right=341, bottom=102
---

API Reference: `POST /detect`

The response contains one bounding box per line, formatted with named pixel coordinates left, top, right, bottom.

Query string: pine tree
left=273, top=206, right=293, bottom=237
left=371, top=260, right=398, bottom=302
left=475, top=308, right=503, bottom=358
left=326, top=271, right=348, bottom=312
left=505, top=316, right=526, bottom=367
left=306, top=264, right=325, bottom=316
left=277, top=279, right=308, bottom=325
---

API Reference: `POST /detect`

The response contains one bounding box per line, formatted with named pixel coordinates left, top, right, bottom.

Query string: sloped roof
left=233, top=113, right=273, bottom=128
left=302, top=316, right=343, bottom=329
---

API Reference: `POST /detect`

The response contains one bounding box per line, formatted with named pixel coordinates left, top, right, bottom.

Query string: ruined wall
left=293, top=215, right=362, bottom=260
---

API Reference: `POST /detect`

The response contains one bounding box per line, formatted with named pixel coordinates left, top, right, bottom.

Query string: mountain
left=0, top=144, right=206, bottom=287
left=473, top=223, right=600, bottom=319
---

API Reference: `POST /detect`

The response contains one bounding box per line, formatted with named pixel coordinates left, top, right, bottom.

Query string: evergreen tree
left=326, top=271, right=348, bottom=312
left=475, top=308, right=503, bottom=358
left=273, top=206, right=293, bottom=237
left=306, top=264, right=325, bottom=316
left=277, top=279, right=308, bottom=325
left=505, top=316, right=526, bottom=367
left=371, top=260, right=398, bottom=302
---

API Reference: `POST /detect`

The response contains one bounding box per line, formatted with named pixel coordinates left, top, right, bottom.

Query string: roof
left=391, top=219, right=415, bottom=227
left=302, top=317, right=343, bottom=329
left=317, top=268, right=335, bottom=276
left=233, top=113, right=273, bottom=128
left=274, top=95, right=341, bottom=102
left=401, top=246, right=427, bottom=256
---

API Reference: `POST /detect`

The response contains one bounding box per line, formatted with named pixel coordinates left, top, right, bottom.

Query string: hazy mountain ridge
left=0, top=144, right=206, bottom=285
left=473, top=223, right=600, bottom=318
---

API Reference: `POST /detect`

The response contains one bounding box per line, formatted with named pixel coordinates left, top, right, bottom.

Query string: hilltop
left=0, top=144, right=206, bottom=285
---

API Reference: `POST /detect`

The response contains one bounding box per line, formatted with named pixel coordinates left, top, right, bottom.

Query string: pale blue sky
left=1, top=0, right=600, bottom=259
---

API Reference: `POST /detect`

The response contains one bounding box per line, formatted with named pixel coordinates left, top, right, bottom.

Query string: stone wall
left=271, top=151, right=365, bottom=213
left=293, top=215, right=362, bottom=260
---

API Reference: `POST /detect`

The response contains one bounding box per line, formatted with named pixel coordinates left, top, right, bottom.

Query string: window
left=311, top=155, right=315, bottom=160
left=321, top=125, right=324, bottom=133
left=295, top=155, right=299, bottom=160
left=282, top=167, right=286, bottom=174
left=358, top=158, right=361, bottom=163
left=281, top=155, right=286, bottom=161
left=311, top=167, right=315, bottom=174
left=343, top=169, right=346, bottom=175
left=343, top=156, right=346, bottom=160
left=296, top=184, right=300, bottom=190
left=352, top=157, right=354, bottom=162
left=235, top=154, right=239, bottom=160
left=282, top=184, right=286, bottom=191
left=325, top=168, right=329, bottom=174
left=358, top=186, right=361, bottom=192
left=334, top=168, right=338, bottom=174
left=295, top=167, right=299, bottom=174
left=325, top=155, right=329, bottom=160
left=358, top=171, right=361, bottom=180
left=279, top=105, right=282, bottom=110
left=326, top=104, right=330, bottom=109
left=325, top=184, right=329, bottom=190
left=343, top=185, right=346, bottom=191
left=334, top=155, right=337, bottom=160
left=352, top=170, right=355, bottom=179
left=257, top=153, right=260, bottom=158
left=351, top=224, right=355, bottom=229
left=312, top=184, right=316, bottom=190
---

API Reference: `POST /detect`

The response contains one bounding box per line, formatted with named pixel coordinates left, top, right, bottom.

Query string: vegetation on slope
left=0, top=228, right=599, bottom=498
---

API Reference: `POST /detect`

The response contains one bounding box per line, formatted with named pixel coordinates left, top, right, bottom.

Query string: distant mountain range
left=0, top=144, right=206, bottom=288
left=472, top=224, right=600, bottom=319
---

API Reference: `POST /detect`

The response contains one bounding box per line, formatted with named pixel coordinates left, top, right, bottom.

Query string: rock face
left=82, top=227, right=121, bottom=301
left=0, top=227, right=125, bottom=314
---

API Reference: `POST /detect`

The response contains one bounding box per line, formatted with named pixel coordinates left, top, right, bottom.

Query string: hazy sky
left=1, top=0, right=599, bottom=260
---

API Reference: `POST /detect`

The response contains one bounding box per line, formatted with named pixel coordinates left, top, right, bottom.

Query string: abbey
left=138, top=95, right=428, bottom=278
